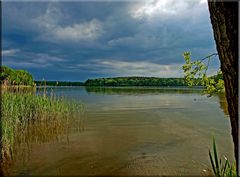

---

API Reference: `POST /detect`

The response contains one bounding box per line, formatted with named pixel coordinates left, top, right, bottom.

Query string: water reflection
left=217, top=94, right=229, bottom=116
left=85, top=86, right=203, bottom=95
left=85, top=86, right=229, bottom=117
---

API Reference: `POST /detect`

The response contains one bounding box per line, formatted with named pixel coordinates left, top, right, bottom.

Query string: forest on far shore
left=84, top=77, right=190, bottom=87
left=36, top=77, right=197, bottom=87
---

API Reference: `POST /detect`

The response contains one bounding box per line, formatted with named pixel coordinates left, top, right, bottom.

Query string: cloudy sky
left=2, top=0, right=220, bottom=81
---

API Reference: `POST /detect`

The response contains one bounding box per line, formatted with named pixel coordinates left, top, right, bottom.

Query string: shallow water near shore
left=8, top=86, right=233, bottom=176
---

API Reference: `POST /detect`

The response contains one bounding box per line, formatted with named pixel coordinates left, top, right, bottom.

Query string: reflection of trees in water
left=86, top=86, right=229, bottom=117
left=85, top=86, right=203, bottom=95
left=217, top=94, right=229, bottom=116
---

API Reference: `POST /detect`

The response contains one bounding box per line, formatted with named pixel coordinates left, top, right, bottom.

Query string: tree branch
left=199, top=53, right=218, bottom=62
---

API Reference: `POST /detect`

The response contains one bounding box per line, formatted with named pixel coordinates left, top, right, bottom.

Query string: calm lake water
left=9, top=87, right=233, bottom=176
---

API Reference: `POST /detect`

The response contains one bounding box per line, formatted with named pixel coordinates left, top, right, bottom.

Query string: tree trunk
left=208, top=1, right=238, bottom=173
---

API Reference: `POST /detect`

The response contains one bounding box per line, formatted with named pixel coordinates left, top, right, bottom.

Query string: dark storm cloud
left=2, top=0, right=219, bottom=81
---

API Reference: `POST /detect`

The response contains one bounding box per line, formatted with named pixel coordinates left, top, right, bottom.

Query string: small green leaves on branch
left=182, top=52, right=224, bottom=95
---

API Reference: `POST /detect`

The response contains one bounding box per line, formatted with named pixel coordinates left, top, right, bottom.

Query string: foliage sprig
left=182, top=52, right=224, bottom=95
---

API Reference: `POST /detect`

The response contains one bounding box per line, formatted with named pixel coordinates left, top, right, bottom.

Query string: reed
left=1, top=91, right=84, bottom=163
left=209, top=138, right=237, bottom=177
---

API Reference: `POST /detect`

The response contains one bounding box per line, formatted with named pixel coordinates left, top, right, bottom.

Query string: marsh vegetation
left=1, top=89, right=84, bottom=174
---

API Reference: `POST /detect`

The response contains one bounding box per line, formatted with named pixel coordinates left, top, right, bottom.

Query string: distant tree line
left=0, top=66, right=35, bottom=86
left=84, top=77, right=194, bottom=87
left=35, top=80, right=84, bottom=86
left=36, top=77, right=192, bottom=87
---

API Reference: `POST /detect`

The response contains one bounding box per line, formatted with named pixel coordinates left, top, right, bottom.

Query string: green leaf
left=213, top=138, right=220, bottom=175
left=222, top=159, right=228, bottom=176
left=209, top=149, right=217, bottom=175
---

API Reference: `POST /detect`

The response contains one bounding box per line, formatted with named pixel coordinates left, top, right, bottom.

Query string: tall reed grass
left=1, top=91, right=84, bottom=163
left=209, top=138, right=237, bottom=177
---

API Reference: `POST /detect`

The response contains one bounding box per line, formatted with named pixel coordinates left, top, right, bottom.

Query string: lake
left=8, top=86, right=233, bottom=176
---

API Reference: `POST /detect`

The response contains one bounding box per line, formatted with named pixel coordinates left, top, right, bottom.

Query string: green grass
left=209, top=138, right=237, bottom=177
left=1, top=91, right=84, bottom=163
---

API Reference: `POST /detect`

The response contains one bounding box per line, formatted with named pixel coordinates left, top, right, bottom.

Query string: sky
left=2, top=0, right=220, bottom=81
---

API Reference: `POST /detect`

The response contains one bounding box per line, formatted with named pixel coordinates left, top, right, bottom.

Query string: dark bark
left=208, top=0, right=238, bottom=173
left=0, top=1, right=4, bottom=176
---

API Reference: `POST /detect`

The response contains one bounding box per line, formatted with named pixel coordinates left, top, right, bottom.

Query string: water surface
left=9, top=87, right=233, bottom=176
